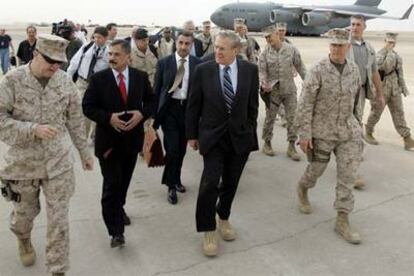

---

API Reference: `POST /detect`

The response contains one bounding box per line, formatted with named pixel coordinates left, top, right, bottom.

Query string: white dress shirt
left=172, top=52, right=190, bottom=100
left=219, top=58, right=238, bottom=94
left=67, top=43, right=109, bottom=79
left=112, top=67, right=129, bottom=95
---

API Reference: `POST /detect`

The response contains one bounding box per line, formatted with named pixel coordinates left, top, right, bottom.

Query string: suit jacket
left=153, top=54, right=202, bottom=128
left=186, top=59, right=259, bottom=155
left=172, top=38, right=204, bottom=58
left=82, top=67, right=156, bottom=158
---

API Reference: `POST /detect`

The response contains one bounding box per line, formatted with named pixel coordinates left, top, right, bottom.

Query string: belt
left=170, top=98, right=187, bottom=106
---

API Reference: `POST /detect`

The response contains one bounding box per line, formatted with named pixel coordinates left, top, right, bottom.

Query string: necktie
left=87, top=47, right=100, bottom=79
left=168, top=58, right=186, bottom=93
left=118, top=73, right=128, bottom=105
left=222, top=66, right=235, bottom=111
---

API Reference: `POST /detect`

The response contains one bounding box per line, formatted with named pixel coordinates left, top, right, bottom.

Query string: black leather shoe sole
left=175, top=184, right=186, bottom=193
left=110, top=235, right=125, bottom=248
left=168, top=190, right=178, bottom=205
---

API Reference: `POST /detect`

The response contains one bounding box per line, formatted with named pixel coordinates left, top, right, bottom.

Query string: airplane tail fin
left=354, top=0, right=382, bottom=7
left=401, top=4, right=414, bottom=20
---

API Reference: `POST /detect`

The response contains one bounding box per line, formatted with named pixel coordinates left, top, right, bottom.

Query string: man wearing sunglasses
left=0, top=34, right=94, bottom=276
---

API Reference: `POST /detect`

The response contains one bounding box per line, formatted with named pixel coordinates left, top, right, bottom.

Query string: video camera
left=52, top=21, right=73, bottom=40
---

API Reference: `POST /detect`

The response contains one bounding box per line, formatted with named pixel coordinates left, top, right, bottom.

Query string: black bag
left=72, top=42, right=94, bottom=82
left=10, top=56, right=16, bottom=66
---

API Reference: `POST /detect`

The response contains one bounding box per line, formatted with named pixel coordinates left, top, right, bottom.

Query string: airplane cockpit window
left=223, top=8, right=229, bottom=11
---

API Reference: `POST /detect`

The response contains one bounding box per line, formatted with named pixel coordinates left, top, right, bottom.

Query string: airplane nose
left=210, top=9, right=220, bottom=24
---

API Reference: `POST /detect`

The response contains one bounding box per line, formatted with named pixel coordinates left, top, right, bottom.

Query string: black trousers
left=99, top=149, right=138, bottom=236
left=160, top=99, right=187, bottom=189
left=196, top=132, right=249, bottom=232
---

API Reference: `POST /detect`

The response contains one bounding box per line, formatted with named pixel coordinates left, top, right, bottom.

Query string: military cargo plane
left=210, top=0, right=413, bottom=35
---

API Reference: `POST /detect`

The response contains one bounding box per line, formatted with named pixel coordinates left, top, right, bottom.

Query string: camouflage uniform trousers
left=9, top=170, right=75, bottom=273
left=366, top=89, right=410, bottom=138
left=297, top=138, right=362, bottom=213
left=76, top=78, right=95, bottom=140
left=262, top=89, right=297, bottom=142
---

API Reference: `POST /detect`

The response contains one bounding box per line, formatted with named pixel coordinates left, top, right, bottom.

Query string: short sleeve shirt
left=17, top=40, right=37, bottom=65
left=0, top=35, right=11, bottom=49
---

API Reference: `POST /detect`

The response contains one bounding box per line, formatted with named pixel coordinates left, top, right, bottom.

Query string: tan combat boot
left=203, top=231, right=218, bottom=257
left=297, top=185, right=312, bottom=214
left=335, top=212, right=361, bottom=244
left=17, top=238, right=36, bottom=267
left=287, top=141, right=301, bottom=161
left=262, top=140, right=275, bottom=156
left=364, top=127, right=379, bottom=145
left=217, top=218, right=236, bottom=241
left=403, top=136, right=414, bottom=150
left=354, top=175, right=366, bottom=190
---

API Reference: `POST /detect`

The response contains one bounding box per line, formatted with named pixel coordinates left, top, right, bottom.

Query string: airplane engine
left=302, top=11, right=332, bottom=27
left=270, top=9, right=300, bottom=23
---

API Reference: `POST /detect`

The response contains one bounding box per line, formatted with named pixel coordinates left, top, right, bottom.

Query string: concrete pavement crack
left=151, top=189, right=414, bottom=276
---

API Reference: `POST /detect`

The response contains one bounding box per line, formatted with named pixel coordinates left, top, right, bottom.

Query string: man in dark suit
left=186, top=31, right=259, bottom=257
left=82, top=39, right=156, bottom=248
left=172, top=21, right=203, bottom=58
left=153, top=31, right=202, bottom=204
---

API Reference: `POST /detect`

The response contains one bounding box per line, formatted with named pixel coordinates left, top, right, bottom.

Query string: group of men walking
left=0, top=14, right=413, bottom=276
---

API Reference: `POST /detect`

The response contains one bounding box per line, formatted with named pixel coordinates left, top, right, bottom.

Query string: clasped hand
left=110, top=110, right=144, bottom=132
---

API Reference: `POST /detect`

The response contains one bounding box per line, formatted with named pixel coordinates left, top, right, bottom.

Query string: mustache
left=109, top=60, right=117, bottom=64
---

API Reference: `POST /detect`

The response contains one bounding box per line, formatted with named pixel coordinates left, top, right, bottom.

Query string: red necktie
left=118, top=73, right=128, bottom=105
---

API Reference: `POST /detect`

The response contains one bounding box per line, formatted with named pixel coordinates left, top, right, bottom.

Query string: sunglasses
left=39, top=51, right=64, bottom=65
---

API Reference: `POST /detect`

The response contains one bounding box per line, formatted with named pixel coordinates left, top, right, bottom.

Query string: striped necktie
left=222, top=66, right=235, bottom=111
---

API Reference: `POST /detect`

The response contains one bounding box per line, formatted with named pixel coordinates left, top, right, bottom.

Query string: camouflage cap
left=35, top=34, right=68, bottom=63
left=276, top=22, right=288, bottom=29
left=163, top=27, right=172, bottom=33
left=385, top=32, right=398, bottom=42
left=262, top=26, right=276, bottom=37
left=234, top=18, right=246, bottom=25
left=202, top=20, right=211, bottom=26
left=326, top=28, right=350, bottom=44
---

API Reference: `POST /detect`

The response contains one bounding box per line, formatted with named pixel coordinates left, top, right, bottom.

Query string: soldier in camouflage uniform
left=258, top=26, right=306, bottom=161
left=295, top=29, right=363, bottom=244
left=233, top=18, right=257, bottom=63
left=275, top=22, right=295, bottom=128
left=0, top=35, right=94, bottom=276
left=130, top=28, right=157, bottom=87
left=365, top=32, right=414, bottom=150
left=157, top=27, right=175, bottom=59
left=196, top=21, right=215, bottom=58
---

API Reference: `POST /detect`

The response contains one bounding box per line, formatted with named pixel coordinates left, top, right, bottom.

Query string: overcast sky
left=1, top=0, right=413, bottom=30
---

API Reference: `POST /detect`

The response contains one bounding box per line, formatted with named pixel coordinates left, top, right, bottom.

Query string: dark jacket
left=153, top=54, right=202, bottom=128
left=186, top=59, right=259, bottom=155
left=82, top=67, right=156, bottom=158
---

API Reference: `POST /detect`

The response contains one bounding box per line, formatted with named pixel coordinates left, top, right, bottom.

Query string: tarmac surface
left=0, top=31, right=413, bottom=276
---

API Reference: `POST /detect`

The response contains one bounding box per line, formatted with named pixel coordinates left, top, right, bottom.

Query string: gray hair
left=351, top=15, right=366, bottom=24
left=183, top=20, right=195, bottom=27
left=216, top=31, right=241, bottom=49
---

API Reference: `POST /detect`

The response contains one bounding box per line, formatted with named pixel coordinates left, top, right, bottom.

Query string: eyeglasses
left=39, top=52, right=64, bottom=65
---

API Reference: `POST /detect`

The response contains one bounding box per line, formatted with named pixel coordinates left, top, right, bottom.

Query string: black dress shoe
left=168, top=189, right=177, bottom=205
left=122, top=211, right=131, bottom=226
left=110, top=235, right=125, bottom=248
left=175, top=183, right=186, bottom=193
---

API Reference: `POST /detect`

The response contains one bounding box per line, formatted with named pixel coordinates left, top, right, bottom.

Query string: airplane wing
left=281, top=4, right=413, bottom=20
